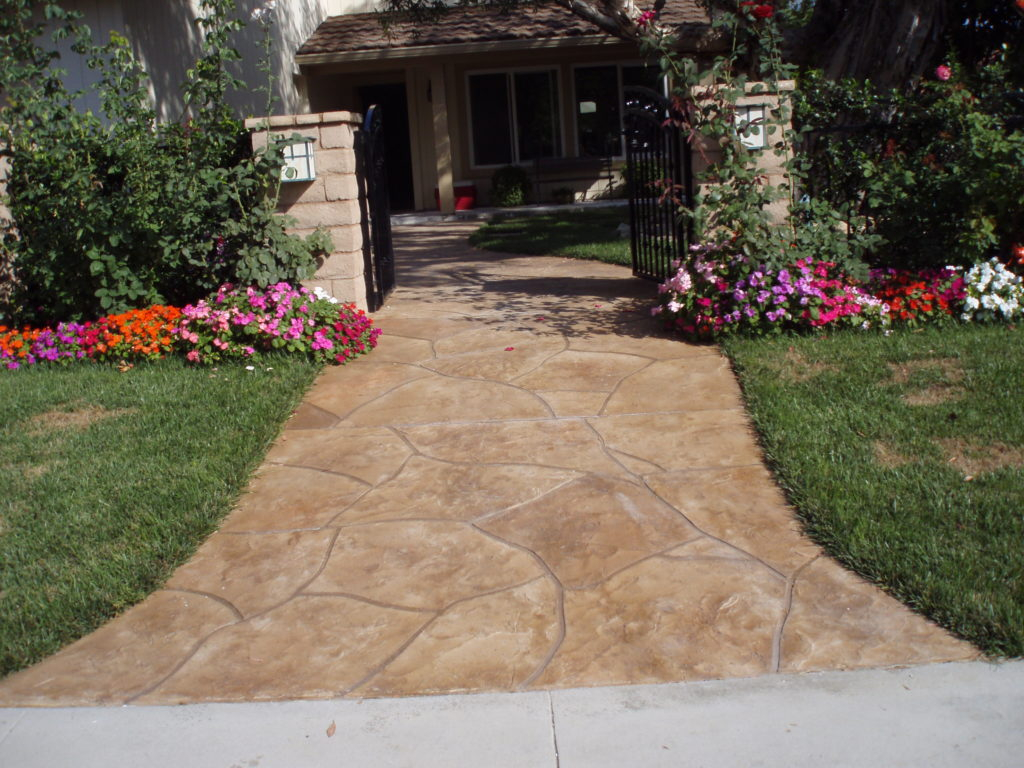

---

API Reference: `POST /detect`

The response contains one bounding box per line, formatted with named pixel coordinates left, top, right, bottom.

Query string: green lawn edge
left=721, top=325, right=1024, bottom=657
left=0, top=357, right=321, bottom=676
left=468, top=208, right=632, bottom=266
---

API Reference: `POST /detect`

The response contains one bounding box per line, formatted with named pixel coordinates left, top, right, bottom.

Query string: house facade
left=52, top=0, right=710, bottom=213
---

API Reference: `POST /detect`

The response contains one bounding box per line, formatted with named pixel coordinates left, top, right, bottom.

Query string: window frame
left=570, top=60, right=666, bottom=160
left=465, top=66, right=565, bottom=169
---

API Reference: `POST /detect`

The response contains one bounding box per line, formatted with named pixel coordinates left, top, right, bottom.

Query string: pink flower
left=637, top=9, right=656, bottom=27
left=935, top=65, right=951, bottom=81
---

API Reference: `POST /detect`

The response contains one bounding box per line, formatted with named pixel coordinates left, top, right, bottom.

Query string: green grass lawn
left=723, top=325, right=1024, bottom=656
left=0, top=357, right=320, bottom=677
left=468, top=207, right=631, bottom=265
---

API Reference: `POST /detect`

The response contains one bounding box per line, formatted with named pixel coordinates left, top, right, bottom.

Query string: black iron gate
left=359, top=105, right=396, bottom=311
left=623, top=86, right=693, bottom=282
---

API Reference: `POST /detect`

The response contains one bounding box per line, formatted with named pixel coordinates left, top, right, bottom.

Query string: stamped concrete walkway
left=0, top=223, right=976, bottom=707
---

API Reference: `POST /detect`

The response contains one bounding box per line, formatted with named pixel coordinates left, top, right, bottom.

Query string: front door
left=357, top=83, right=415, bottom=212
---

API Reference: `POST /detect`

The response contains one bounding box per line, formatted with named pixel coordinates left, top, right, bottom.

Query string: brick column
left=245, top=111, right=368, bottom=310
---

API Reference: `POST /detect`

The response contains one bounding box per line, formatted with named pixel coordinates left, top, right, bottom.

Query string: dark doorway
left=357, top=83, right=415, bottom=212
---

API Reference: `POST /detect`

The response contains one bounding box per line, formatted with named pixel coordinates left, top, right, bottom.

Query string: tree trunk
left=790, top=0, right=950, bottom=90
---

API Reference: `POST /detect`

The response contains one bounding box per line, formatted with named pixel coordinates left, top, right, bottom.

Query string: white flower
left=312, top=286, right=339, bottom=304
left=245, top=365, right=255, bottom=371
left=251, top=0, right=277, bottom=23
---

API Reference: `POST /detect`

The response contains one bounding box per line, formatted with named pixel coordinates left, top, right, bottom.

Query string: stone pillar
left=691, top=80, right=796, bottom=226
left=428, top=64, right=455, bottom=215
left=245, top=111, right=368, bottom=310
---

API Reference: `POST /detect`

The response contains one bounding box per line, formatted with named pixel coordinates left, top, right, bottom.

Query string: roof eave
left=295, top=33, right=631, bottom=66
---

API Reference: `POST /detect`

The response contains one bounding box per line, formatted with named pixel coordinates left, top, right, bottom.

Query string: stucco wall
left=50, top=0, right=375, bottom=121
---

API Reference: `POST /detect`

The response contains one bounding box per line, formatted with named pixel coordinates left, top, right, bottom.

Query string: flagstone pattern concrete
left=0, top=223, right=976, bottom=707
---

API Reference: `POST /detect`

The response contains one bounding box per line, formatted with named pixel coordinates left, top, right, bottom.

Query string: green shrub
left=793, top=58, right=1024, bottom=271
left=490, top=165, right=531, bottom=207
left=0, top=0, right=331, bottom=326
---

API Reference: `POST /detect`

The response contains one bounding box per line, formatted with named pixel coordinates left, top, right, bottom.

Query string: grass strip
left=722, top=325, right=1024, bottom=656
left=468, top=208, right=631, bottom=265
left=0, top=357, right=320, bottom=676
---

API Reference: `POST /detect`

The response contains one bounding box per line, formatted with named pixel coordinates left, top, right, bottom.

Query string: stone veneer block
left=331, top=273, right=369, bottom=305
left=316, top=274, right=366, bottom=306
left=321, top=110, right=359, bottom=123
left=325, top=174, right=360, bottom=202
left=250, top=130, right=269, bottom=151
left=287, top=202, right=348, bottom=230
left=278, top=178, right=327, bottom=206
left=267, top=114, right=298, bottom=128
left=325, top=224, right=361, bottom=253
left=270, top=126, right=319, bottom=142
left=294, top=112, right=324, bottom=125
left=317, top=148, right=357, bottom=176
left=320, top=123, right=356, bottom=149
left=316, top=247, right=364, bottom=280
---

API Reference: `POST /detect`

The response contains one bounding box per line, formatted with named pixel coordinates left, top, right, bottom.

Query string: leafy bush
left=793, top=57, right=1024, bottom=271
left=490, top=165, right=531, bottom=207
left=0, top=0, right=331, bottom=326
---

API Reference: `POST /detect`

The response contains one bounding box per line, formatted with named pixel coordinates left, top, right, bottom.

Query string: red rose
left=753, top=4, right=774, bottom=18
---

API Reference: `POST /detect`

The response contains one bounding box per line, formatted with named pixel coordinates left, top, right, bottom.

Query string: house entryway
left=357, top=83, right=415, bottom=213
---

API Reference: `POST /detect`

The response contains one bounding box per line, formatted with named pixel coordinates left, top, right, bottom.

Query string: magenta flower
left=935, top=65, right=951, bottom=81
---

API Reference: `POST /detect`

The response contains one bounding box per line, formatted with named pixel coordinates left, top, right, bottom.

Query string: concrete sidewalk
left=0, top=223, right=976, bottom=708
left=2, top=661, right=1022, bottom=767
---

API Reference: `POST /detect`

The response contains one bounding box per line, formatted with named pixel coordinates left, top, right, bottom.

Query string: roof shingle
left=297, top=2, right=710, bottom=57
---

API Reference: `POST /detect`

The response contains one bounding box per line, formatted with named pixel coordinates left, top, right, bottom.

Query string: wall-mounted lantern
left=279, top=137, right=316, bottom=182
left=735, top=105, right=767, bottom=149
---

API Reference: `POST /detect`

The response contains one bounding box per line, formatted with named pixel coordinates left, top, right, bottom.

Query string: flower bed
left=1, top=283, right=380, bottom=369
left=654, top=245, right=1024, bottom=340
